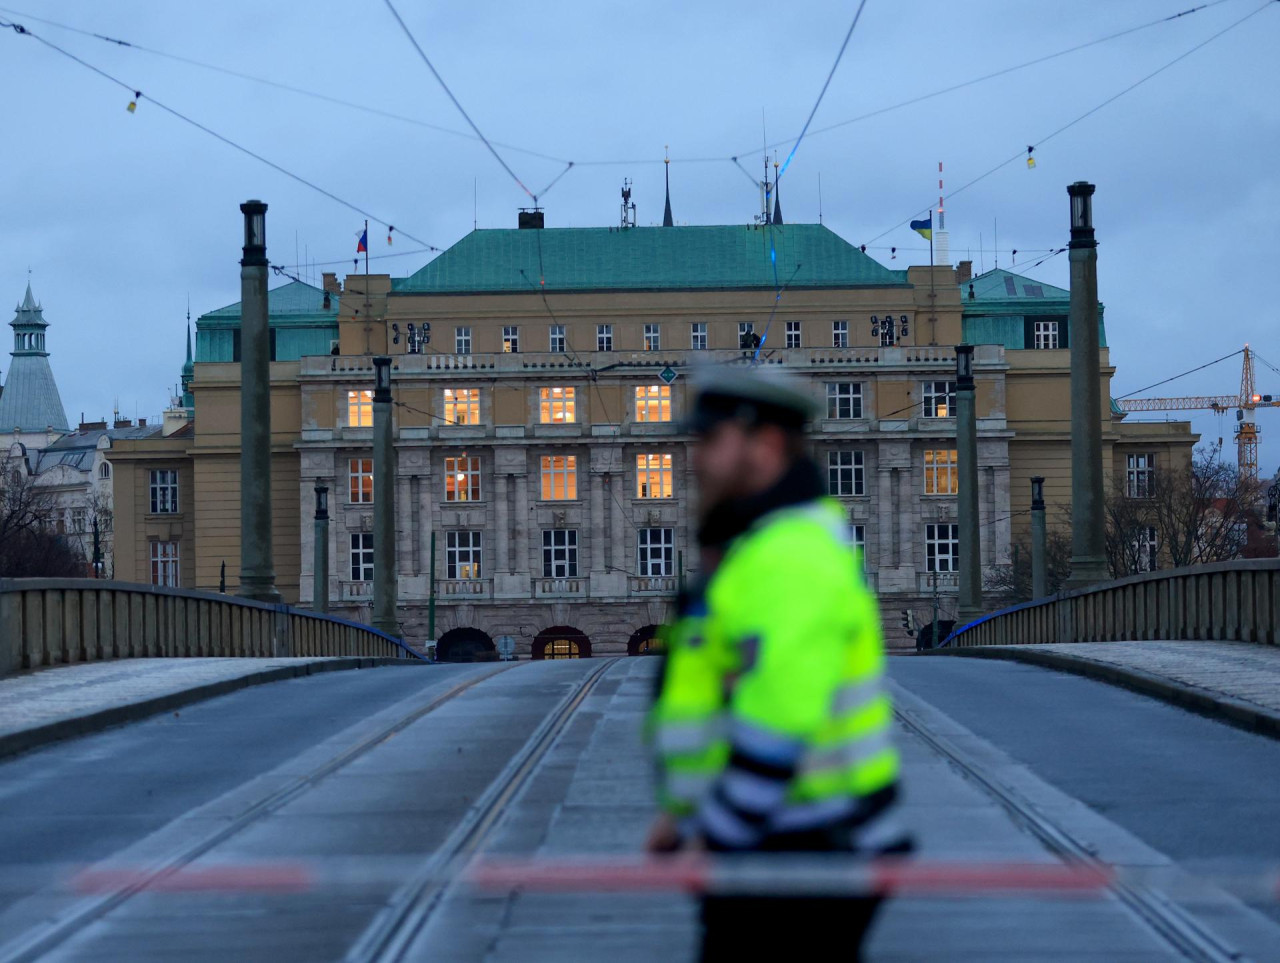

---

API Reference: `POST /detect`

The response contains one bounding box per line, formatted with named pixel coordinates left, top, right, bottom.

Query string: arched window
left=544, top=639, right=581, bottom=659
left=100, top=462, right=112, bottom=479
left=533, top=626, right=591, bottom=660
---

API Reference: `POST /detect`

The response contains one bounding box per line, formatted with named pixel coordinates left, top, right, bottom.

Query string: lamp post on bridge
left=1030, top=476, right=1047, bottom=600
left=1065, top=182, right=1110, bottom=590
left=372, top=356, right=401, bottom=639
left=237, top=199, right=281, bottom=602
left=313, top=484, right=329, bottom=614
left=956, top=343, right=983, bottom=624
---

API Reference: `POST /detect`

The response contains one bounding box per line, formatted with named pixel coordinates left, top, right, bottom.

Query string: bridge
left=1, top=570, right=1279, bottom=960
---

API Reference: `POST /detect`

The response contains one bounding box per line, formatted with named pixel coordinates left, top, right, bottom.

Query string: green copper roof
left=394, top=224, right=908, bottom=294
left=0, top=283, right=69, bottom=433
left=962, top=268, right=1069, bottom=304
left=201, top=279, right=339, bottom=323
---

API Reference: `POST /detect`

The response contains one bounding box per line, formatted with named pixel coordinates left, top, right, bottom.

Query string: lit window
left=545, top=638, right=581, bottom=659
left=924, top=450, right=958, bottom=495
left=597, top=324, right=613, bottom=352
left=635, top=385, right=672, bottom=423
left=539, top=386, right=576, bottom=424
left=825, top=382, right=862, bottom=420
left=149, top=469, right=179, bottom=514
left=444, top=388, right=480, bottom=426
left=347, top=389, right=373, bottom=427
left=827, top=451, right=865, bottom=496
left=1034, top=320, right=1060, bottom=349
left=446, top=530, right=482, bottom=579
left=638, top=528, right=674, bottom=576
left=636, top=453, right=674, bottom=498
left=833, top=320, right=849, bottom=348
left=550, top=324, right=565, bottom=354
left=349, top=457, right=374, bottom=503
left=444, top=455, right=481, bottom=502
left=540, top=455, right=578, bottom=500
left=925, top=524, right=959, bottom=573
left=785, top=320, right=802, bottom=349
left=922, top=381, right=956, bottom=418
left=542, top=529, right=578, bottom=578
left=455, top=326, right=472, bottom=355
left=691, top=322, right=707, bottom=350
left=502, top=325, right=519, bottom=353
left=349, top=533, right=374, bottom=581
left=150, top=541, right=180, bottom=586
left=1126, top=453, right=1155, bottom=498
left=644, top=323, right=661, bottom=351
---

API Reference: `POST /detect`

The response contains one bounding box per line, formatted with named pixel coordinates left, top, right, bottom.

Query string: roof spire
left=186, top=297, right=192, bottom=363
left=662, top=145, right=674, bottom=227
left=772, top=159, right=783, bottom=225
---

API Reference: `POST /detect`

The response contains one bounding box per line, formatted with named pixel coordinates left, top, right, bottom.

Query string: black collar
left=697, top=457, right=825, bottom=550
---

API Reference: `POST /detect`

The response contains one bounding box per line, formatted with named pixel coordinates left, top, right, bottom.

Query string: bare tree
left=0, top=456, right=87, bottom=578
left=986, top=518, right=1073, bottom=603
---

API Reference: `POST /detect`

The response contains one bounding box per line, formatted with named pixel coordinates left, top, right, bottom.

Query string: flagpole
left=929, top=209, right=934, bottom=269
left=364, top=219, right=369, bottom=276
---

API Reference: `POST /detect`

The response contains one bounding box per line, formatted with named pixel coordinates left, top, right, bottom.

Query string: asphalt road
left=1, top=655, right=1278, bottom=961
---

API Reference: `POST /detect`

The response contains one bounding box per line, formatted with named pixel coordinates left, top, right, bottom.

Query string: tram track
left=346, top=656, right=620, bottom=963
left=892, top=696, right=1244, bottom=963
left=0, top=663, right=515, bottom=963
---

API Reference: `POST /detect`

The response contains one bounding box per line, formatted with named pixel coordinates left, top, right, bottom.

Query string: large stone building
left=112, top=218, right=1195, bottom=655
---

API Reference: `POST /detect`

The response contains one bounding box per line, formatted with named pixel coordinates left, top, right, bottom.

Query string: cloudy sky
left=2, top=0, right=1278, bottom=472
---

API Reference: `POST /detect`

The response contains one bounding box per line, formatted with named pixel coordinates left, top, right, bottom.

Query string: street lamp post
left=313, top=484, right=329, bottom=614
left=1065, top=182, right=1109, bottom=589
left=237, top=199, right=280, bottom=602
left=372, top=356, right=401, bottom=638
left=1030, top=476, right=1047, bottom=600
left=955, top=343, right=983, bottom=623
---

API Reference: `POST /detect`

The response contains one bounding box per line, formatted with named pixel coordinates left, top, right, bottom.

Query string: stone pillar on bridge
left=372, top=356, right=402, bottom=639
left=237, top=199, right=280, bottom=603
left=1065, top=181, right=1110, bottom=589
left=313, top=484, right=329, bottom=614
left=1030, top=475, right=1047, bottom=600
left=956, top=344, right=983, bottom=624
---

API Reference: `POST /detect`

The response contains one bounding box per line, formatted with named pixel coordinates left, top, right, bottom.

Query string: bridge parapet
left=945, top=559, right=1280, bottom=648
left=0, top=579, right=422, bottom=678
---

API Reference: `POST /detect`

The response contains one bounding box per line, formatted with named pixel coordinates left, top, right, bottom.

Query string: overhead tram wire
left=0, top=19, right=442, bottom=253
left=736, top=0, right=1246, bottom=158
left=1114, top=349, right=1244, bottom=400
left=862, top=0, right=1274, bottom=248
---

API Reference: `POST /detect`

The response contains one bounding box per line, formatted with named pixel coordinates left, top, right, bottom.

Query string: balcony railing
left=439, top=578, right=493, bottom=599
left=340, top=581, right=372, bottom=601
left=534, top=577, right=589, bottom=598
left=629, top=575, right=677, bottom=595
left=918, top=572, right=959, bottom=593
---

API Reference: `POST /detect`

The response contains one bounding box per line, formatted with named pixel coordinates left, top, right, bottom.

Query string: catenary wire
left=1114, top=349, right=1243, bottom=400
left=862, top=1, right=1272, bottom=247
left=0, top=18, right=442, bottom=252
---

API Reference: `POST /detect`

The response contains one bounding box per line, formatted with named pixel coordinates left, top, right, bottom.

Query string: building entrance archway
left=532, top=626, right=591, bottom=660
left=437, top=627, right=495, bottom=662
left=627, top=624, right=665, bottom=656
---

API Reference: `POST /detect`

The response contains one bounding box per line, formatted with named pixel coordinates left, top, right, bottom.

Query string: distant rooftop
left=963, top=268, right=1069, bottom=303
left=201, top=279, right=340, bottom=324
left=394, top=224, right=909, bottom=294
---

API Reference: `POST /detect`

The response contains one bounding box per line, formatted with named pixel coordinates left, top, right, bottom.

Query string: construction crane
left=1116, top=345, right=1280, bottom=483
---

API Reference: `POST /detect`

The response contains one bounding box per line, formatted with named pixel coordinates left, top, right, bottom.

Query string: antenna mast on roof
left=620, top=179, right=636, bottom=230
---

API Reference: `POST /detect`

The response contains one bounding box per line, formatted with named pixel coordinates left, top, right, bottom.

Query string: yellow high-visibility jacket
left=651, top=498, right=899, bottom=850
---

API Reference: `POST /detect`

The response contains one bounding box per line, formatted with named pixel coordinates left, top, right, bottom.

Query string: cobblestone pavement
left=995, top=641, right=1280, bottom=717
left=0, top=658, right=362, bottom=741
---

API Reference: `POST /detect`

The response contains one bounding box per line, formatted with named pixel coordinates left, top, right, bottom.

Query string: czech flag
left=356, top=229, right=368, bottom=253
left=910, top=215, right=932, bottom=241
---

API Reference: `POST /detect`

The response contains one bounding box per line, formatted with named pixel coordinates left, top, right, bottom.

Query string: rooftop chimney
left=956, top=260, right=972, bottom=286
left=79, top=419, right=107, bottom=431
left=113, top=418, right=132, bottom=429
left=138, top=418, right=147, bottom=427
left=518, top=210, right=545, bottom=230
left=322, top=272, right=341, bottom=295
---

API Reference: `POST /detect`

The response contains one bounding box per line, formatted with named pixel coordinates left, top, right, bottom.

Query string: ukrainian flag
left=910, top=215, right=932, bottom=241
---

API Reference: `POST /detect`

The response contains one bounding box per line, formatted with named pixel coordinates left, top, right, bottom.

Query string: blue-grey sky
left=2, top=0, right=1278, bottom=473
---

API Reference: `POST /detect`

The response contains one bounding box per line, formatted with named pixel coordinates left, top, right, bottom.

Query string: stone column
left=1065, top=181, right=1109, bottom=589
left=1030, top=476, right=1048, bottom=600
left=589, top=464, right=605, bottom=574
left=897, top=466, right=913, bottom=574
left=877, top=465, right=895, bottom=570
left=237, top=200, right=280, bottom=602
left=313, top=484, right=329, bottom=613
left=955, top=344, right=983, bottom=623
left=495, top=471, right=511, bottom=573
left=372, top=357, right=401, bottom=638
left=514, top=470, right=530, bottom=576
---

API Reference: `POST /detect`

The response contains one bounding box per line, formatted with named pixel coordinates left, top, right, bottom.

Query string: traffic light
left=900, top=610, right=916, bottom=637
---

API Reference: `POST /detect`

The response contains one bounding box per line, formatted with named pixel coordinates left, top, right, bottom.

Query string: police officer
left=647, top=366, right=907, bottom=961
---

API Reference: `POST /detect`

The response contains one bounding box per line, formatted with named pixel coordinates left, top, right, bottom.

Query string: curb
left=929, top=646, right=1280, bottom=743
left=0, top=657, right=425, bottom=762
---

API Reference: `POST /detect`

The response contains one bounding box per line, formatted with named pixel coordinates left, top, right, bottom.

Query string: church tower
left=0, top=282, right=71, bottom=449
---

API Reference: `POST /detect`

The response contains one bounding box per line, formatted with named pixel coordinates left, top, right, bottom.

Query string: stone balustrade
left=943, top=559, right=1280, bottom=648
left=0, top=579, right=423, bottom=678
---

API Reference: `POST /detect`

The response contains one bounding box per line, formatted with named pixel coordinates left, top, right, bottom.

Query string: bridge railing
left=943, top=559, right=1280, bottom=648
left=0, top=579, right=424, bottom=678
